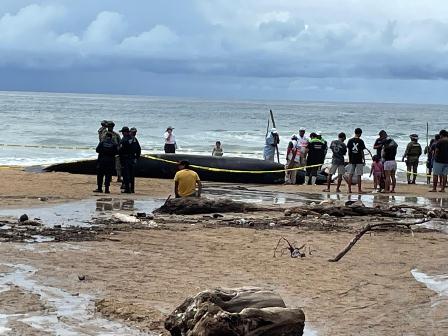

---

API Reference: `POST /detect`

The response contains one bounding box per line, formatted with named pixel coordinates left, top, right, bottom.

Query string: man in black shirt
left=379, top=130, right=398, bottom=193
left=119, top=127, right=140, bottom=193
left=94, top=132, right=118, bottom=193
left=431, top=129, right=448, bottom=192
left=346, top=128, right=366, bottom=193
left=306, top=133, right=327, bottom=185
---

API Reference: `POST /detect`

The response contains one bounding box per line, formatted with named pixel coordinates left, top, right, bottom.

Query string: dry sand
left=0, top=168, right=447, bottom=335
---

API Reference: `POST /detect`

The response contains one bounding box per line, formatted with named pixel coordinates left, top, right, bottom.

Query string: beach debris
left=38, top=197, right=48, bottom=202
left=274, top=237, right=307, bottom=258
left=212, top=213, right=224, bottom=218
left=165, top=287, right=305, bottom=336
left=19, top=214, right=29, bottom=222
left=329, top=218, right=431, bottom=262
left=78, top=274, right=86, bottom=281
left=112, top=213, right=140, bottom=223
left=154, top=197, right=260, bottom=215
left=136, top=212, right=147, bottom=218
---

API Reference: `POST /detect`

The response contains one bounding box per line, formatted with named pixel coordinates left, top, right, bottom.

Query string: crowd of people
left=265, top=127, right=448, bottom=193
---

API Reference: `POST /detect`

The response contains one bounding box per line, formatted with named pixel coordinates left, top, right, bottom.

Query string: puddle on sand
left=204, top=184, right=448, bottom=208
left=0, top=264, right=153, bottom=335
left=0, top=198, right=163, bottom=228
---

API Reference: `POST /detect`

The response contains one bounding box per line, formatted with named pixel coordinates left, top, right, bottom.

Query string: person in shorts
left=379, top=130, right=398, bottom=193
left=425, top=134, right=440, bottom=185
left=346, top=128, right=366, bottom=193
left=430, top=130, right=448, bottom=192
left=323, top=132, right=347, bottom=192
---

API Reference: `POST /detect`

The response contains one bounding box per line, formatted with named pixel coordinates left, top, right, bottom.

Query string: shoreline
left=0, top=168, right=447, bottom=335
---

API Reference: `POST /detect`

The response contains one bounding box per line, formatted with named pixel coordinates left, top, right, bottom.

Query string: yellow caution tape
left=142, top=154, right=322, bottom=174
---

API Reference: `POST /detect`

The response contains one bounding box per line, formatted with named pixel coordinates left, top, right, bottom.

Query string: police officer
left=98, top=120, right=108, bottom=141
left=129, top=127, right=141, bottom=193
left=119, top=127, right=140, bottom=193
left=94, top=132, right=118, bottom=193
left=100, top=121, right=122, bottom=183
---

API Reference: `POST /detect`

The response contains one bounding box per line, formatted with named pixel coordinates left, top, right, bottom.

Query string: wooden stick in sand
left=329, top=218, right=430, bottom=262
left=269, top=109, right=280, bottom=163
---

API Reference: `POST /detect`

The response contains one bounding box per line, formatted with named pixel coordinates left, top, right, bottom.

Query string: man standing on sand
left=306, top=132, right=327, bottom=185
left=297, top=127, right=309, bottom=166
left=174, top=160, right=202, bottom=198
left=263, top=128, right=280, bottom=161
left=430, top=130, right=448, bottom=192
left=98, top=120, right=108, bottom=141
left=379, top=130, right=398, bottom=193
left=402, top=134, right=422, bottom=184
left=164, top=126, right=176, bottom=153
left=129, top=127, right=141, bottom=193
left=323, top=132, right=347, bottom=193
left=94, top=132, right=118, bottom=194
left=119, top=127, right=139, bottom=194
left=285, top=134, right=300, bottom=184
left=347, top=128, right=366, bottom=193
left=100, top=121, right=122, bottom=183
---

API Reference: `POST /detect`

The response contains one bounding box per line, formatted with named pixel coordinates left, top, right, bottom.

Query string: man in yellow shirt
left=174, top=161, right=202, bottom=198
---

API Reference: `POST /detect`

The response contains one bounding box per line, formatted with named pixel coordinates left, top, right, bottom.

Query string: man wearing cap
left=306, top=132, right=327, bottom=185
left=174, top=160, right=202, bottom=198
left=119, top=126, right=139, bottom=193
left=164, top=126, right=176, bottom=153
left=98, top=120, right=108, bottom=141
left=402, top=134, right=422, bottom=184
left=264, top=128, right=280, bottom=161
left=94, top=132, right=118, bottom=194
left=100, top=121, right=122, bottom=183
left=129, top=127, right=141, bottom=193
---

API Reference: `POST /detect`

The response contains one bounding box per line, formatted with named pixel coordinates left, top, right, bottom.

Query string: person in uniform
left=402, top=134, right=422, bottom=184
left=129, top=127, right=142, bottom=193
left=263, top=128, right=280, bottom=161
left=306, top=132, right=327, bottom=185
left=119, top=127, right=139, bottom=193
left=98, top=120, right=108, bottom=141
left=100, top=121, right=122, bottom=183
left=94, top=132, right=118, bottom=193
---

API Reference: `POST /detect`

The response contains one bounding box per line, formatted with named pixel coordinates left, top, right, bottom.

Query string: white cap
left=316, top=130, right=322, bottom=135
left=271, top=128, right=278, bottom=133
left=299, top=127, right=306, bottom=131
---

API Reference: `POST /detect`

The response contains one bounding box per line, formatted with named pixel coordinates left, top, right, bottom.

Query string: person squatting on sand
left=430, top=129, right=448, bottom=193
left=323, top=132, right=347, bottom=192
left=402, top=134, right=422, bottom=184
left=94, top=132, right=118, bottom=194
left=174, top=160, right=202, bottom=198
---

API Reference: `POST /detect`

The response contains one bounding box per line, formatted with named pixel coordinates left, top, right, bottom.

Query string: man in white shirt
left=164, top=126, right=176, bottom=153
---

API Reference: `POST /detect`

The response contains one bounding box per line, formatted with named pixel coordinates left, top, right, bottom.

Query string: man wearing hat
left=119, top=126, right=140, bottom=193
left=297, top=127, right=309, bottom=166
left=164, top=126, right=176, bottom=153
left=402, top=134, right=422, bottom=184
left=98, top=120, right=108, bottom=141
left=100, top=121, right=122, bottom=183
left=263, top=128, right=280, bottom=161
left=94, top=132, right=118, bottom=194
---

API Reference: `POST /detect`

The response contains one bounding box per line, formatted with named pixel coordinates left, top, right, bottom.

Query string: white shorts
left=329, top=164, right=345, bottom=176
left=383, top=160, right=397, bottom=171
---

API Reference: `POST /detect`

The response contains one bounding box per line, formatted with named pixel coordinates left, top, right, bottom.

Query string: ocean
left=1, top=91, right=446, bottom=175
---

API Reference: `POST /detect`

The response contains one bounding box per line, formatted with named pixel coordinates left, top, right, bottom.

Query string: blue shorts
left=433, top=161, right=448, bottom=176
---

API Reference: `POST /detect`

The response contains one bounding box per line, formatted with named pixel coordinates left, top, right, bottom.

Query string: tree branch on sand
left=274, top=237, right=307, bottom=258
left=329, top=218, right=431, bottom=262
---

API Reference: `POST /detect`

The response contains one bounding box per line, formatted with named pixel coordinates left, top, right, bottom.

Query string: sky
left=1, top=0, right=448, bottom=103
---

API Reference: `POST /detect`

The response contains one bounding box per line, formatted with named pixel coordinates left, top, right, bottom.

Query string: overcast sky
left=1, top=0, right=448, bottom=103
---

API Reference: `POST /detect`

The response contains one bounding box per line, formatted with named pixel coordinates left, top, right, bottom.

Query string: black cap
left=120, top=126, right=130, bottom=133
left=107, top=121, right=115, bottom=127
left=178, top=160, right=190, bottom=167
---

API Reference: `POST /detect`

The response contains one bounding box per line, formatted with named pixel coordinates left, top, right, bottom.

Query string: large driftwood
left=155, top=197, right=262, bottom=215
left=165, top=287, right=305, bottom=336
left=329, top=219, right=430, bottom=262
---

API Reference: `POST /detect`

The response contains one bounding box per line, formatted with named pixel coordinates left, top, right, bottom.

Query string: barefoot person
left=174, top=160, right=202, bottom=198
left=324, top=132, right=347, bottom=192
left=380, top=130, right=398, bottom=193
left=430, top=130, right=448, bottom=192
left=346, top=128, right=366, bottom=193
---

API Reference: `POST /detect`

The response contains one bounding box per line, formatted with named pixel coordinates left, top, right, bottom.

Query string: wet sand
left=0, top=168, right=447, bottom=335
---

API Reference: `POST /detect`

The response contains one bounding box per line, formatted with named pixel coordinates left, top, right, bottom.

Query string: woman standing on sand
left=164, top=126, right=176, bottom=153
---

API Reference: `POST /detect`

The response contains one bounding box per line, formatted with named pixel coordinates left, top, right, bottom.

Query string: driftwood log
left=155, top=197, right=261, bottom=215
left=329, top=218, right=430, bottom=262
left=165, top=287, right=305, bottom=336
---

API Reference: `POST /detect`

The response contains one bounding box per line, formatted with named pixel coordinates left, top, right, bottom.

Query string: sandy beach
left=0, top=168, right=447, bottom=335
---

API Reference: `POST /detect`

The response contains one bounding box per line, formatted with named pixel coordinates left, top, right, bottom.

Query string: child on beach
left=370, top=155, right=383, bottom=191
left=212, top=141, right=223, bottom=157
